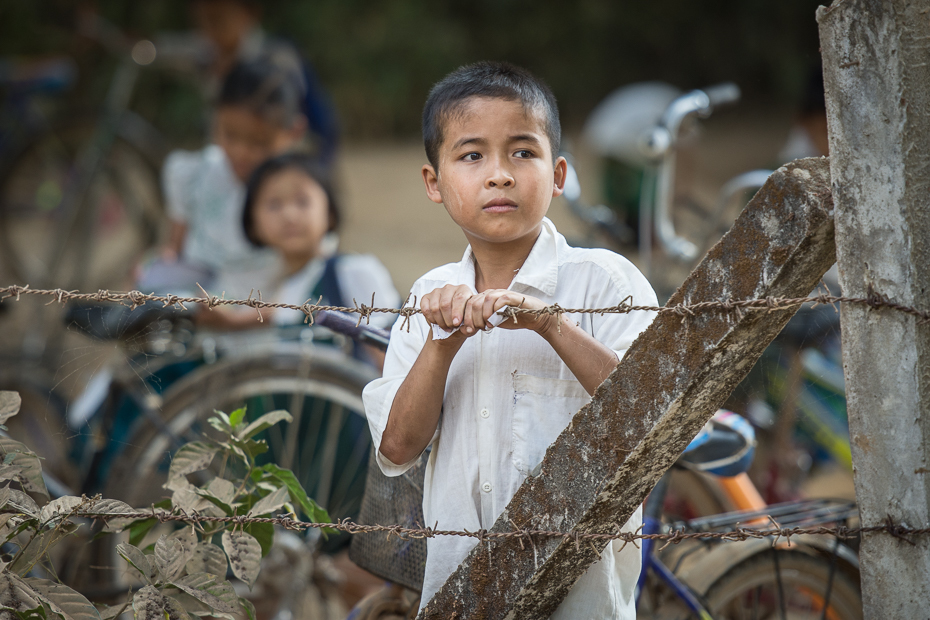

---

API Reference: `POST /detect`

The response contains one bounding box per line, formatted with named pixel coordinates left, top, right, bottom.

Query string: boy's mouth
left=482, top=198, right=518, bottom=213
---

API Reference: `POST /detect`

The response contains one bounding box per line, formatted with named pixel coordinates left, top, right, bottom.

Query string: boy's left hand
left=462, top=290, right=553, bottom=336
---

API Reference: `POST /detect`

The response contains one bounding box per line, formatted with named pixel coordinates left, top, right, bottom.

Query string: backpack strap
left=310, top=254, right=345, bottom=309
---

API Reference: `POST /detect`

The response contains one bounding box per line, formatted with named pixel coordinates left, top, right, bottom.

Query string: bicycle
left=2, top=301, right=383, bottom=615
left=562, top=81, right=773, bottom=300
left=563, top=81, right=855, bottom=507
left=637, top=412, right=862, bottom=619
left=0, top=12, right=167, bottom=293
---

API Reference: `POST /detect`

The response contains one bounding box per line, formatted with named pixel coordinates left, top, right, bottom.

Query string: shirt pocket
left=511, top=373, right=591, bottom=476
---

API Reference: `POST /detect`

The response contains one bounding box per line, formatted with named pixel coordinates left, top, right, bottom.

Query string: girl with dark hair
left=200, top=153, right=399, bottom=340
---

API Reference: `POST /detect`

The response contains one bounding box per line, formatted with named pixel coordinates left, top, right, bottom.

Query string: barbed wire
left=66, top=509, right=928, bottom=550
left=2, top=284, right=928, bottom=331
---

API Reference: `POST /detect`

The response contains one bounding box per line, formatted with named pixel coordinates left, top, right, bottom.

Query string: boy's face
left=422, top=97, right=566, bottom=252
left=213, top=106, right=304, bottom=182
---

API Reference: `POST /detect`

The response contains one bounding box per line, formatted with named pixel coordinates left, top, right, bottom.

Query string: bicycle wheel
left=703, top=549, right=863, bottom=619
left=0, top=119, right=162, bottom=289
left=102, top=349, right=378, bottom=533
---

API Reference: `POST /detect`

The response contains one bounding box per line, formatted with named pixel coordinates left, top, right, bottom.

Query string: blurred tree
left=0, top=0, right=825, bottom=140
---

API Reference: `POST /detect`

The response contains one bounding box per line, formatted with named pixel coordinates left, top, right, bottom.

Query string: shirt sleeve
left=362, top=279, right=436, bottom=477
left=335, top=254, right=401, bottom=331
left=161, top=149, right=202, bottom=223
left=584, top=252, right=658, bottom=360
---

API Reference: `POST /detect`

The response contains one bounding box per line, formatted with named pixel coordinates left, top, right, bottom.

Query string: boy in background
left=363, top=62, right=657, bottom=618
left=160, top=54, right=306, bottom=277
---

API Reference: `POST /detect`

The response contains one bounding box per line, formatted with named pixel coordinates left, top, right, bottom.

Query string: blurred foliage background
left=0, top=0, right=825, bottom=143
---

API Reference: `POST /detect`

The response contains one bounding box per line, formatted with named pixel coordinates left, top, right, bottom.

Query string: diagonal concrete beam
left=419, top=157, right=836, bottom=619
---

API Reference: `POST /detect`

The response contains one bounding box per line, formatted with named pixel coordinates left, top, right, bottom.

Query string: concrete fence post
left=819, top=0, right=930, bottom=615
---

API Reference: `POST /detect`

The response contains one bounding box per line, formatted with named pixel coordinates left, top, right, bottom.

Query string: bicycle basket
left=348, top=447, right=428, bottom=593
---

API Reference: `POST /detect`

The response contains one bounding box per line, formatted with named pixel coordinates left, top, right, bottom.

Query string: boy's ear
left=551, top=156, right=568, bottom=198
left=422, top=164, right=444, bottom=204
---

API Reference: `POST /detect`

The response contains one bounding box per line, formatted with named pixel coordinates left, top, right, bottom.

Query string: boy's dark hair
left=422, top=62, right=561, bottom=169
left=218, top=52, right=306, bottom=129
left=243, top=152, right=341, bottom=246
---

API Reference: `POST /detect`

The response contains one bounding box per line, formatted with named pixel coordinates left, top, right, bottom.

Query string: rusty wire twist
left=2, top=284, right=929, bottom=328
left=58, top=509, right=930, bottom=547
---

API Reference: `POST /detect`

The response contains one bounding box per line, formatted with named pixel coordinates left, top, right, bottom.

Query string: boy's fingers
left=440, top=287, right=470, bottom=330
left=465, top=293, right=486, bottom=334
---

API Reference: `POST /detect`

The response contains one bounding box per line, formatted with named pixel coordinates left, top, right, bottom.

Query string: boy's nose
left=485, top=165, right=514, bottom=188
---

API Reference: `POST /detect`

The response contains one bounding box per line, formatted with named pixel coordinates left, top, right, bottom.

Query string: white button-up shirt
left=363, top=218, right=657, bottom=618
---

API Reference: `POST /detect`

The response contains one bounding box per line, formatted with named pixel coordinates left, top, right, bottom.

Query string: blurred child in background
left=158, top=0, right=339, bottom=166
left=200, top=152, right=399, bottom=346
left=157, top=53, right=306, bottom=283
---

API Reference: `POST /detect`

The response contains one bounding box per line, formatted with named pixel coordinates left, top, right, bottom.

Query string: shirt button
left=480, top=408, right=490, bottom=419
left=482, top=482, right=492, bottom=493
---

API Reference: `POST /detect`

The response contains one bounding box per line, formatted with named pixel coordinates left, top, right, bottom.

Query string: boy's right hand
left=420, top=284, right=474, bottom=340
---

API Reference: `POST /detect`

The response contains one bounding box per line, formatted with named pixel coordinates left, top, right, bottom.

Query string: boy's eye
left=514, top=149, right=533, bottom=159
left=462, top=152, right=482, bottom=162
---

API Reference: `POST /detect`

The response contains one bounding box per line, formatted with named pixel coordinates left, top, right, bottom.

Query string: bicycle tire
left=102, top=349, right=378, bottom=535
left=703, top=548, right=863, bottom=619
left=0, top=118, right=162, bottom=289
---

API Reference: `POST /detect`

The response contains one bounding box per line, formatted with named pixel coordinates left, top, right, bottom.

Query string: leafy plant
left=0, top=391, right=331, bottom=620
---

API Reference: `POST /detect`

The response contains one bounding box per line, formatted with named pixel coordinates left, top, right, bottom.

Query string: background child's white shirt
left=162, top=144, right=276, bottom=272
left=362, top=218, right=657, bottom=618
left=214, top=242, right=401, bottom=331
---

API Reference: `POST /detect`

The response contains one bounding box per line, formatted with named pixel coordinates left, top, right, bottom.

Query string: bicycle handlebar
left=700, top=82, right=741, bottom=110
left=652, top=82, right=742, bottom=262
left=315, top=310, right=391, bottom=351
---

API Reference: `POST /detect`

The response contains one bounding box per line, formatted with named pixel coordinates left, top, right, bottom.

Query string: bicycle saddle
left=64, top=302, right=183, bottom=341
left=679, top=410, right=756, bottom=477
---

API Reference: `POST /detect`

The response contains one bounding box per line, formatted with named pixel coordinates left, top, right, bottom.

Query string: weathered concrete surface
left=819, top=1, right=930, bottom=616
left=419, top=158, right=836, bottom=619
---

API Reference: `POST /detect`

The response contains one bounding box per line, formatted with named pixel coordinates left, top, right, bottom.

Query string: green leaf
left=199, top=478, right=235, bottom=507
left=227, top=408, right=246, bottom=429
left=9, top=522, right=81, bottom=576
left=236, top=411, right=292, bottom=441
left=161, top=595, right=191, bottom=620
left=97, top=603, right=130, bottom=620
left=206, top=415, right=231, bottom=436
left=160, top=590, right=208, bottom=617
left=248, top=487, right=288, bottom=517
left=131, top=586, right=164, bottom=620
left=169, top=490, right=215, bottom=515
left=23, top=577, right=101, bottom=620
left=154, top=535, right=187, bottom=583
left=167, top=443, right=218, bottom=482
left=38, top=497, right=84, bottom=527
left=0, top=438, right=47, bottom=499
left=116, top=543, right=156, bottom=585
left=260, top=464, right=329, bottom=523
left=127, top=519, right=158, bottom=548
left=169, top=574, right=237, bottom=617
left=0, top=572, right=41, bottom=615
left=229, top=438, right=268, bottom=459
left=0, top=391, right=22, bottom=425
left=238, top=598, right=256, bottom=620
left=185, top=543, right=226, bottom=578
left=220, top=531, right=261, bottom=589
left=242, top=521, right=274, bottom=557
left=167, top=528, right=198, bottom=561
left=14, top=605, right=48, bottom=620
left=6, top=489, right=40, bottom=518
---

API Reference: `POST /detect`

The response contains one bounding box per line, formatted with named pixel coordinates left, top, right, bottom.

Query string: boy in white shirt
left=362, top=62, right=657, bottom=618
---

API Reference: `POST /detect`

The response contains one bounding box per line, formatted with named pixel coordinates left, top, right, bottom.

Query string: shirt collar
left=453, top=217, right=560, bottom=297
